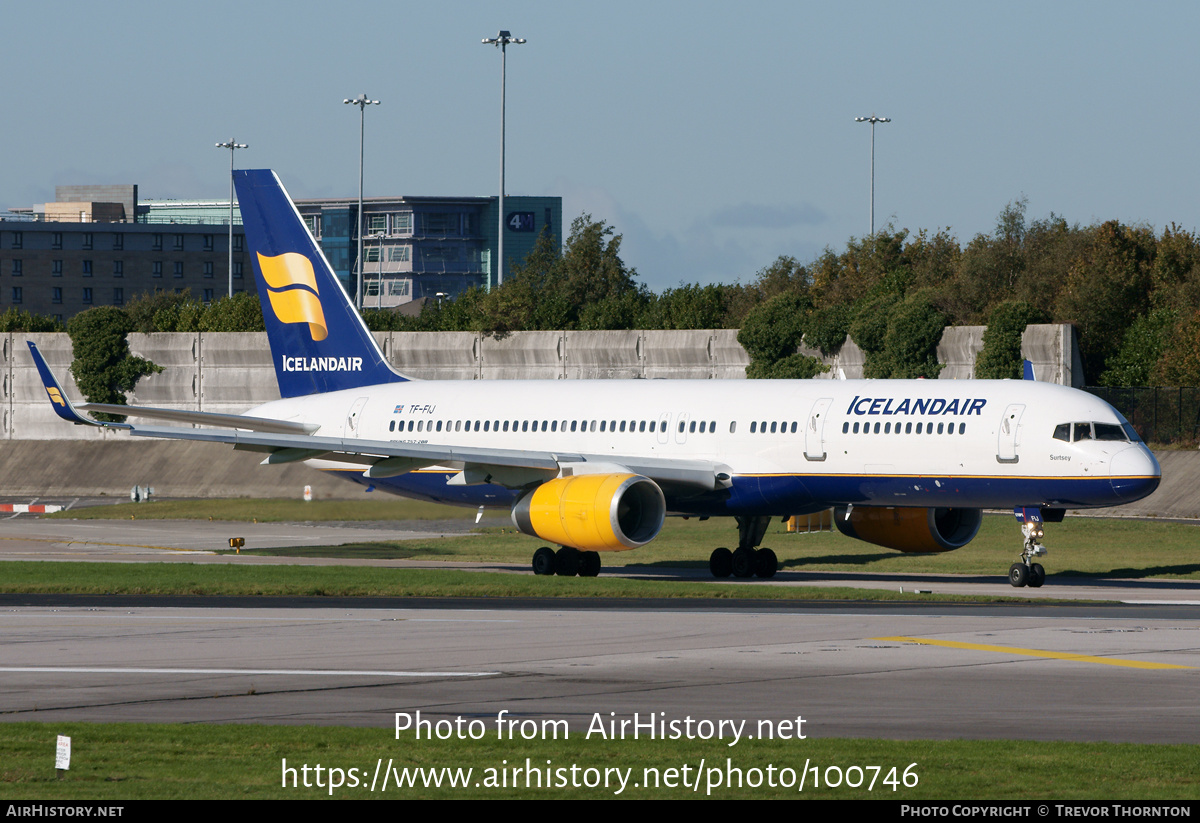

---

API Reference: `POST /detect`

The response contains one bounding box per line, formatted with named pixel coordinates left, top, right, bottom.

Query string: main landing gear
left=709, top=515, right=778, bottom=579
left=532, top=546, right=601, bottom=577
left=1008, top=511, right=1048, bottom=588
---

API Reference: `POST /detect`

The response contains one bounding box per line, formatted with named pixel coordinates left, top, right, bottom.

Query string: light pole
left=215, top=139, right=247, bottom=298
left=854, top=115, right=890, bottom=236
left=344, top=93, right=380, bottom=311
left=482, top=29, right=525, bottom=288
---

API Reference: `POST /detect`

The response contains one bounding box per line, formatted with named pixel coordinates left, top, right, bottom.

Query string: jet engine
left=833, top=506, right=982, bottom=553
left=512, top=473, right=666, bottom=552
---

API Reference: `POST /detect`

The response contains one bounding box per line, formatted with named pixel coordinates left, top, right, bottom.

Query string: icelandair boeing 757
left=30, top=169, right=1161, bottom=586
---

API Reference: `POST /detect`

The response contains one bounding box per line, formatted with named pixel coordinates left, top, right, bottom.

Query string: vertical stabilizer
left=233, top=169, right=410, bottom=397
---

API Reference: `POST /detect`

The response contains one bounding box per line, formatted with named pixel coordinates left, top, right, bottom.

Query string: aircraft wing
left=75, top=403, right=318, bottom=435
left=126, top=424, right=730, bottom=491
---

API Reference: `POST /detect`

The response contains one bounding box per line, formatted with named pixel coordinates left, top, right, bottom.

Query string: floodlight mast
left=482, top=30, right=526, bottom=288
left=215, top=139, right=248, bottom=298
left=344, top=94, right=380, bottom=311
left=854, top=115, right=891, bottom=236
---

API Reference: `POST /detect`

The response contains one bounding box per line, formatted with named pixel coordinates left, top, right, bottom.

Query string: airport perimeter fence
left=1083, top=386, right=1200, bottom=446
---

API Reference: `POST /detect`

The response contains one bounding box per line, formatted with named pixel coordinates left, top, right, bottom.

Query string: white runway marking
left=0, top=666, right=499, bottom=678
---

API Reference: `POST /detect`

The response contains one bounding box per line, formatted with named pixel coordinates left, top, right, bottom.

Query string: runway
left=1, top=599, right=1197, bottom=743
left=2, top=513, right=1198, bottom=745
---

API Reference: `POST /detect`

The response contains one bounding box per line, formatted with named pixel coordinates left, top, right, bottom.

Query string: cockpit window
left=1094, top=423, right=1126, bottom=441
left=1056, top=420, right=1133, bottom=443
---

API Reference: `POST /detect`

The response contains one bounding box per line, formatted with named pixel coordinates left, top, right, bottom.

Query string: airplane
left=28, top=168, right=1162, bottom=587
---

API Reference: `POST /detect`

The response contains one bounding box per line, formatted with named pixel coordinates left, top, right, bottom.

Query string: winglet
left=1022, top=359, right=1036, bottom=381
left=26, top=341, right=129, bottom=429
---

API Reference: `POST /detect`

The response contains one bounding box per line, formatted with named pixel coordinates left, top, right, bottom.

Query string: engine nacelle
left=512, top=473, right=666, bottom=552
left=833, top=506, right=982, bottom=553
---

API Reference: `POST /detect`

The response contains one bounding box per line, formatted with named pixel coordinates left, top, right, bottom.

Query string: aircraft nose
left=1110, top=446, right=1161, bottom=502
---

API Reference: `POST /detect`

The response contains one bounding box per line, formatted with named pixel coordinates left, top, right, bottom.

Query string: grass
left=46, top=497, right=480, bottom=523
left=39, top=499, right=1200, bottom=583
left=1, top=722, right=1196, bottom=800
left=0, top=562, right=1027, bottom=601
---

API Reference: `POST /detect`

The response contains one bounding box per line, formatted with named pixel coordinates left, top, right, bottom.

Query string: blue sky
left=2, top=1, right=1196, bottom=291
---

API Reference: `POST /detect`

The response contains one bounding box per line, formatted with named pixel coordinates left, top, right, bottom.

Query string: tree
left=66, top=307, right=161, bottom=420
left=975, top=301, right=1049, bottom=380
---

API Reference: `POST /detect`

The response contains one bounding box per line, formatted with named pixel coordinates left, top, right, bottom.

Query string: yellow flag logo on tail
left=46, top=387, right=65, bottom=407
left=257, top=252, right=328, bottom=341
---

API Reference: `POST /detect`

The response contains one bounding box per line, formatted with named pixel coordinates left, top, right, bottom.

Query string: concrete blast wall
left=2, top=325, right=1074, bottom=441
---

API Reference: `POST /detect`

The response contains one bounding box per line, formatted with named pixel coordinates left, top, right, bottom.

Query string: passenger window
left=884, top=422, right=890, bottom=434
left=916, top=422, right=923, bottom=434
left=730, top=421, right=737, bottom=434
left=937, top=423, right=943, bottom=434
left=600, top=421, right=607, bottom=432
left=751, top=422, right=757, bottom=433
left=843, top=422, right=849, bottom=434
left=622, top=421, right=629, bottom=433
left=437, top=421, right=443, bottom=432
left=905, top=422, right=912, bottom=434
left=853, top=422, right=860, bottom=434
left=958, top=423, right=965, bottom=434
left=873, top=422, right=880, bottom=434
left=389, top=420, right=395, bottom=432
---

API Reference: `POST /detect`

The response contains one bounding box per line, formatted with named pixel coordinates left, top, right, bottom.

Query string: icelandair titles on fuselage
left=281, top=355, right=364, bottom=372
left=847, top=396, right=987, bottom=416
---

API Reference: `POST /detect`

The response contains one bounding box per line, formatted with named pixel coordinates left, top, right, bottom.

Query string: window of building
left=12, top=232, right=23, bottom=249
left=113, top=260, right=123, bottom=277
left=423, top=213, right=458, bottom=235
left=82, top=287, right=92, bottom=304
left=53, top=260, right=62, bottom=277
left=233, top=235, right=243, bottom=252
left=52, top=287, right=62, bottom=304
left=233, top=261, right=243, bottom=279
left=303, top=215, right=321, bottom=237
left=82, top=233, right=92, bottom=250
left=112, top=233, right=123, bottom=251
left=204, top=261, right=214, bottom=278
left=11, top=260, right=21, bottom=276
left=367, top=214, right=387, bottom=233
left=82, top=260, right=93, bottom=277
left=389, top=246, right=410, bottom=262
left=112, top=288, right=124, bottom=305
left=12, top=287, right=21, bottom=304
left=388, top=280, right=410, bottom=297
left=174, top=262, right=183, bottom=278
left=153, top=261, right=163, bottom=278
left=52, top=233, right=62, bottom=250
left=203, top=234, right=213, bottom=251
left=390, top=213, right=412, bottom=233
left=365, top=247, right=381, bottom=263
left=153, top=234, right=163, bottom=251
left=203, top=288, right=213, bottom=303
left=173, top=234, right=184, bottom=251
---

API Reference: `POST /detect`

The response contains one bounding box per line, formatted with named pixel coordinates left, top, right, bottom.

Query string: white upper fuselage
left=245, top=376, right=1160, bottom=513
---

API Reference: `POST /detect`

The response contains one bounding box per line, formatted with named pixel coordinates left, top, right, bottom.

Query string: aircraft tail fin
left=233, top=169, right=410, bottom=398
left=1022, top=359, right=1036, bottom=381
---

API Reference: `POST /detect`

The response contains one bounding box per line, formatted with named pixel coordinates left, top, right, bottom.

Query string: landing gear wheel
left=755, top=547, right=778, bottom=579
left=579, top=551, right=601, bottom=578
left=554, top=546, right=580, bottom=577
left=1008, top=562, right=1029, bottom=588
left=532, top=546, right=556, bottom=576
left=709, top=547, right=733, bottom=578
left=732, top=547, right=757, bottom=578
left=1027, top=563, right=1046, bottom=588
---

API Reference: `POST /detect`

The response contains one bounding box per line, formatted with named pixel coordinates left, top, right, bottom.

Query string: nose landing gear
left=1009, top=508, right=1049, bottom=588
